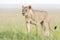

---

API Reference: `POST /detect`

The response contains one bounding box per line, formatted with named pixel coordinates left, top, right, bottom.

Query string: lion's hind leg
left=43, top=20, right=49, bottom=37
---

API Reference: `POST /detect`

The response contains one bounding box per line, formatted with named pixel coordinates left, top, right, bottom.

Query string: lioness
left=22, top=5, right=50, bottom=36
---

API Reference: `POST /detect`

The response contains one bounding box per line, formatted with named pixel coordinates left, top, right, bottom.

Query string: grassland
left=0, top=9, right=60, bottom=40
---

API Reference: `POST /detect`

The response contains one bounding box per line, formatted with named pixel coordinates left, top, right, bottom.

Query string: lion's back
left=33, top=10, right=48, bottom=22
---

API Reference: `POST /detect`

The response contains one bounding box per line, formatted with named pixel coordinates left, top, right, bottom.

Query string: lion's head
left=22, top=5, right=32, bottom=16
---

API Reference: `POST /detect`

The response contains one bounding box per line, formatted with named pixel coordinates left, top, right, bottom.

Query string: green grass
left=0, top=10, right=60, bottom=40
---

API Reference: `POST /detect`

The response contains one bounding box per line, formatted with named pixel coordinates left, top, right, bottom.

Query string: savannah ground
left=0, top=9, right=60, bottom=40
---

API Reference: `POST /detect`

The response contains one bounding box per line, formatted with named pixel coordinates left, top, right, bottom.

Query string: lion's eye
left=25, top=10, right=27, bottom=12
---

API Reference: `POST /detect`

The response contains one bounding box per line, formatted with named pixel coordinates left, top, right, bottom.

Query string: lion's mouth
left=22, top=14, right=25, bottom=16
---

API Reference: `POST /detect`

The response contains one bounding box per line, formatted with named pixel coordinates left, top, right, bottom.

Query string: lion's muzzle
left=22, top=13, right=25, bottom=16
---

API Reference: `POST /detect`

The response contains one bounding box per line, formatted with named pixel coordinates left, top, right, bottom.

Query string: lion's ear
left=29, top=5, right=31, bottom=9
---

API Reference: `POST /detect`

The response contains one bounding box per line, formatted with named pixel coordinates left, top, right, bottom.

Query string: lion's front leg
left=35, top=22, right=40, bottom=36
left=26, top=22, right=30, bottom=33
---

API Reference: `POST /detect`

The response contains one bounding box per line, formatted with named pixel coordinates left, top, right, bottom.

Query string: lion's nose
left=22, top=13, right=25, bottom=16
left=22, top=13, right=24, bottom=15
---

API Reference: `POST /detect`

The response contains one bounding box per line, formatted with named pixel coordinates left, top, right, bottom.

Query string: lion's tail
left=48, top=22, right=57, bottom=32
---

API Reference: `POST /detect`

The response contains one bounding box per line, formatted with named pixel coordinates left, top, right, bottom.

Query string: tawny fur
left=22, top=5, right=50, bottom=36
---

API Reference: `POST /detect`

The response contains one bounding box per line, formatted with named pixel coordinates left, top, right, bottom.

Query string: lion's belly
left=30, top=15, right=45, bottom=24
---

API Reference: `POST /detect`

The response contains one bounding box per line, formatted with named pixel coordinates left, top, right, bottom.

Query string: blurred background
left=0, top=0, right=60, bottom=40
